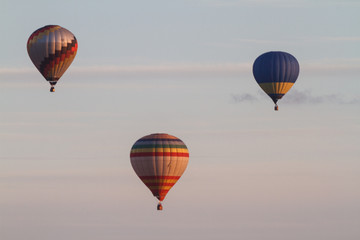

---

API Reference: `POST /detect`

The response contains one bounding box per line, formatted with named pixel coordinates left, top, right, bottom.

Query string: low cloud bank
left=232, top=89, right=360, bottom=105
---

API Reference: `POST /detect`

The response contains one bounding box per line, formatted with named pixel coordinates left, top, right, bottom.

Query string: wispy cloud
left=197, top=0, right=303, bottom=7
left=282, top=90, right=360, bottom=104
left=0, top=67, right=34, bottom=74
left=2, top=58, right=360, bottom=76
left=232, top=90, right=360, bottom=105
left=198, top=0, right=360, bottom=7
left=71, top=63, right=251, bottom=74
left=313, top=37, right=360, bottom=42
left=0, top=63, right=251, bottom=76
left=231, top=93, right=258, bottom=103
left=1, top=58, right=359, bottom=86
left=302, top=58, right=360, bottom=75
left=206, top=38, right=292, bottom=47
left=214, top=36, right=360, bottom=48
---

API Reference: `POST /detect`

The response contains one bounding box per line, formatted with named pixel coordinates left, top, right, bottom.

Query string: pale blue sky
left=1, top=0, right=360, bottom=240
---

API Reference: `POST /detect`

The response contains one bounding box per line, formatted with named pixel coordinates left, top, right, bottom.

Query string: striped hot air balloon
left=253, top=51, right=300, bottom=110
left=130, top=133, right=189, bottom=210
left=27, top=25, right=78, bottom=92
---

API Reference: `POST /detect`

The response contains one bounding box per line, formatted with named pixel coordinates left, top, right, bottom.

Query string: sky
left=1, top=0, right=360, bottom=239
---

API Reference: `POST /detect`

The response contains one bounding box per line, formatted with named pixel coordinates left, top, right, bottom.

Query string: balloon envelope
left=253, top=51, right=299, bottom=108
left=27, top=25, right=78, bottom=90
left=130, top=133, right=189, bottom=202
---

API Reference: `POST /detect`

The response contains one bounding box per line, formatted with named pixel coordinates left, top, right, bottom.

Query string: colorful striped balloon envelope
left=27, top=25, right=78, bottom=92
left=130, top=133, right=189, bottom=210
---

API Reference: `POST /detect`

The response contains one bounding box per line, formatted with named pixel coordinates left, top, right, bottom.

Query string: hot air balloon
left=130, top=133, right=189, bottom=210
left=253, top=51, right=299, bottom=110
left=27, top=25, right=78, bottom=92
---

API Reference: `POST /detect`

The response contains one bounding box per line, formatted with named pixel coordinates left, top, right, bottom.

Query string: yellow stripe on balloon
left=259, top=82, right=294, bottom=95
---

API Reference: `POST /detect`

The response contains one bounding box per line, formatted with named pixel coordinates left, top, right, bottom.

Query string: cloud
left=314, top=37, right=360, bottom=42
left=0, top=67, right=34, bottom=74
left=71, top=63, right=251, bottom=74
left=2, top=58, right=360, bottom=76
left=232, top=89, right=360, bottom=105
left=0, top=63, right=251, bottom=77
left=207, top=38, right=292, bottom=47
left=210, top=36, right=360, bottom=49
left=1, top=58, right=359, bottom=87
left=302, top=58, right=360, bottom=72
left=197, top=0, right=302, bottom=7
left=198, top=0, right=360, bottom=7
left=282, top=89, right=360, bottom=104
left=231, top=93, right=258, bottom=103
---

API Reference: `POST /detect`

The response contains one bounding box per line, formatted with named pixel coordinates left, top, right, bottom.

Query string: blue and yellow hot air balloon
left=253, top=51, right=299, bottom=110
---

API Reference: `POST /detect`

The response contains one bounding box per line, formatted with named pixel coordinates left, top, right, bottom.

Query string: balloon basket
left=157, top=203, right=163, bottom=211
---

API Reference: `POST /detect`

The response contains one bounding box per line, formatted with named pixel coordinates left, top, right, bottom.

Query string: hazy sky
left=1, top=0, right=359, bottom=240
